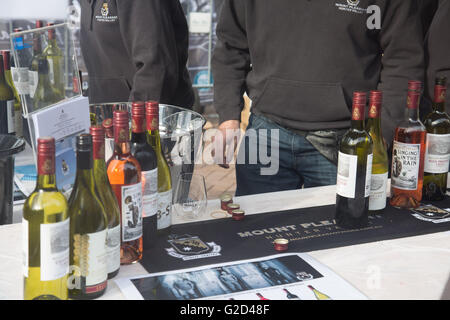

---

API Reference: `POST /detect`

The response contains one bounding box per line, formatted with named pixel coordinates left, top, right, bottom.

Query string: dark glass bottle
left=423, top=77, right=450, bottom=201
left=336, top=92, right=373, bottom=229
left=130, top=102, right=158, bottom=250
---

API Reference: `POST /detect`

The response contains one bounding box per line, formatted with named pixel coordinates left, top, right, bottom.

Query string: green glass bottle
left=90, top=126, right=121, bottom=279
left=23, top=137, right=69, bottom=300
left=366, top=91, right=389, bottom=213
left=0, top=54, right=15, bottom=135
left=423, top=77, right=450, bottom=201
left=33, top=59, right=61, bottom=110
left=1, top=50, right=22, bottom=136
left=145, top=101, right=173, bottom=234
left=43, top=23, right=65, bottom=100
left=336, top=92, right=373, bottom=229
left=68, top=134, right=108, bottom=300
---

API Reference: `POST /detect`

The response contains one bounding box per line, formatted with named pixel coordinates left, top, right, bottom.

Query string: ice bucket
left=89, top=103, right=205, bottom=192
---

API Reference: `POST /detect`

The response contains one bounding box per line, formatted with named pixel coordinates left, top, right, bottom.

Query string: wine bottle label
left=106, top=225, right=120, bottom=274
left=157, top=189, right=173, bottom=230
left=6, top=100, right=15, bottom=133
left=11, top=67, right=31, bottom=95
left=28, top=70, right=39, bottom=98
left=40, top=218, right=70, bottom=281
left=391, top=141, right=421, bottom=190
left=365, top=154, right=373, bottom=198
left=142, top=169, right=158, bottom=218
left=22, top=218, right=29, bottom=278
left=48, top=57, right=55, bottom=85
left=337, top=152, right=358, bottom=199
left=121, top=183, right=143, bottom=242
left=369, top=172, right=388, bottom=211
left=104, top=137, right=114, bottom=162
left=424, top=134, right=450, bottom=174
left=72, top=230, right=108, bottom=291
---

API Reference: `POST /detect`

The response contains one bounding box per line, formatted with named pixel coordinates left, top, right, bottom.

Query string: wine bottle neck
left=131, top=131, right=147, bottom=143
left=367, top=117, right=382, bottom=135
left=36, top=174, right=57, bottom=190
left=406, top=107, right=419, bottom=121
left=147, top=130, right=162, bottom=152
left=351, top=119, right=365, bottom=131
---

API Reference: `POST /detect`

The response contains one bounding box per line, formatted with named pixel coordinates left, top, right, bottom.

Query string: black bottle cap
left=436, top=77, right=447, bottom=86
left=76, top=134, right=93, bottom=152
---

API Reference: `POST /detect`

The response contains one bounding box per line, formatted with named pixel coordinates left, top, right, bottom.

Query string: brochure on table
left=14, top=96, right=90, bottom=197
left=115, top=253, right=367, bottom=300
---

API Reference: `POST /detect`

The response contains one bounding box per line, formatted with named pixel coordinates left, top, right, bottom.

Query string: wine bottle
left=256, top=292, right=270, bottom=300
left=68, top=134, right=108, bottom=299
left=423, top=77, right=450, bottom=201
left=308, top=285, right=331, bottom=300
left=12, top=28, right=32, bottom=67
left=336, top=92, right=373, bottom=229
left=283, top=288, right=301, bottom=300
left=0, top=54, right=15, bottom=135
left=30, top=21, right=45, bottom=73
left=43, top=23, right=65, bottom=99
left=146, top=101, right=173, bottom=234
left=390, top=81, right=427, bottom=209
left=33, top=56, right=61, bottom=111
left=366, top=91, right=389, bottom=213
left=23, top=137, right=69, bottom=300
left=130, top=102, right=158, bottom=250
left=107, top=110, right=143, bottom=264
left=1, top=50, right=22, bottom=137
left=91, top=126, right=121, bottom=279
left=102, top=118, right=114, bottom=163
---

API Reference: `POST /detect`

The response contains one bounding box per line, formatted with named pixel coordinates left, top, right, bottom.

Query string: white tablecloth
left=2, top=184, right=450, bottom=300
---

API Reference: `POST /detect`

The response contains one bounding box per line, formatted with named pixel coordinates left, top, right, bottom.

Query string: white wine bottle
left=0, top=54, right=15, bottom=135
left=336, top=92, right=373, bottom=229
left=366, top=91, right=388, bottom=213
left=91, top=126, right=121, bottom=279
left=146, top=101, right=173, bottom=234
left=1, top=50, right=21, bottom=136
left=68, top=134, right=108, bottom=299
left=43, top=23, right=64, bottom=100
left=23, top=137, right=70, bottom=300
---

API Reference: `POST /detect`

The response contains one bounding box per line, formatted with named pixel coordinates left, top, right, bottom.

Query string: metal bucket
left=89, top=103, right=205, bottom=191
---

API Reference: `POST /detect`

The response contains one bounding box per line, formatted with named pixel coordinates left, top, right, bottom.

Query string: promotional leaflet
left=115, top=253, right=367, bottom=300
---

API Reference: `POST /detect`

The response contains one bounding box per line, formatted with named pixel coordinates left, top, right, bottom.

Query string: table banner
left=141, top=197, right=450, bottom=274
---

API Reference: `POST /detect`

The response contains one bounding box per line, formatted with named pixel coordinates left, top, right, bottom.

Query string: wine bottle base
left=107, top=268, right=120, bottom=280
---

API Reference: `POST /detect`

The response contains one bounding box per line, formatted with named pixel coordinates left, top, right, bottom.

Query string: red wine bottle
left=130, top=102, right=158, bottom=250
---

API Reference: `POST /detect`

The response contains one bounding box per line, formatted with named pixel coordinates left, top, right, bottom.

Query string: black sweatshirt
left=212, top=0, right=425, bottom=144
left=425, top=0, right=450, bottom=112
left=80, top=0, right=194, bottom=108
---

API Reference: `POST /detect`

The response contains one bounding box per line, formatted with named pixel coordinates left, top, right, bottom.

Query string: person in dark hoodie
left=212, top=0, right=426, bottom=196
left=80, top=0, right=194, bottom=108
left=425, top=0, right=450, bottom=114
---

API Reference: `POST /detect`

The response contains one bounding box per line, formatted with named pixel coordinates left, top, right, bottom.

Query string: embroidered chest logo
left=96, top=2, right=118, bottom=23
left=335, top=0, right=366, bottom=15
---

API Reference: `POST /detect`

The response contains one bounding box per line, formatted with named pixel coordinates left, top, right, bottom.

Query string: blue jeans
left=235, top=114, right=337, bottom=196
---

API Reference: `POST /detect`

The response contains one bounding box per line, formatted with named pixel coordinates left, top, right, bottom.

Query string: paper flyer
left=115, top=253, right=367, bottom=301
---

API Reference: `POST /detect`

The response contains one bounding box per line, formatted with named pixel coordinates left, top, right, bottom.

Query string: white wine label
left=22, top=218, right=29, bottom=278
left=28, top=70, right=39, bottom=98
left=11, top=67, right=30, bottom=95
left=157, top=189, right=173, bottom=230
left=84, top=230, right=108, bottom=287
left=121, top=183, right=143, bottom=242
left=7, top=100, right=15, bottom=133
left=142, top=169, right=158, bottom=218
left=48, top=58, right=55, bottom=85
left=365, top=154, right=373, bottom=198
left=391, top=141, right=421, bottom=190
left=369, top=172, right=388, bottom=211
left=336, top=152, right=358, bottom=199
left=425, top=134, right=450, bottom=174
left=104, top=138, right=114, bottom=162
left=106, top=225, right=120, bottom=274
left=40, top=218, right=70, bottom=281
